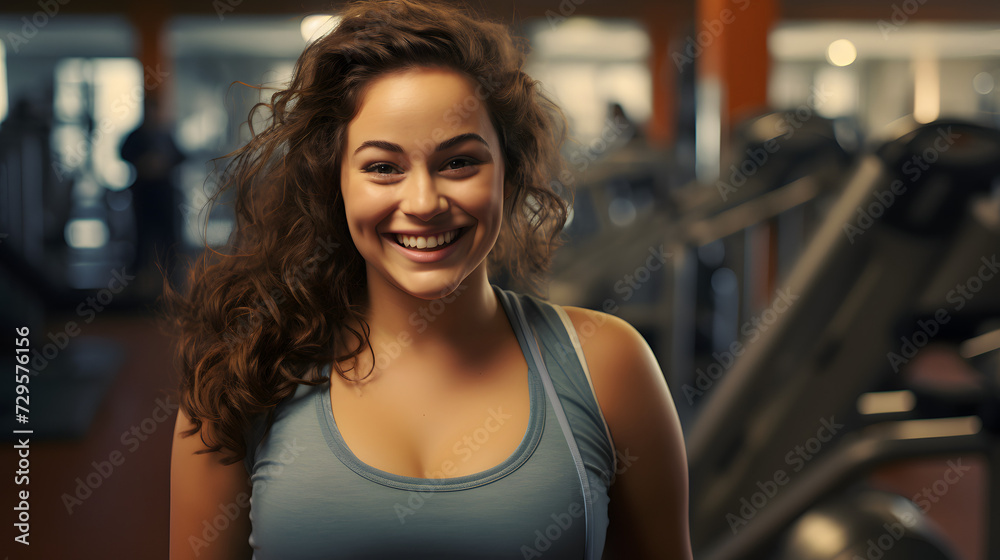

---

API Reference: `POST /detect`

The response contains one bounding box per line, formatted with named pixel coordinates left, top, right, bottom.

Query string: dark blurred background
left=2, top=0, right=1000, bottom=558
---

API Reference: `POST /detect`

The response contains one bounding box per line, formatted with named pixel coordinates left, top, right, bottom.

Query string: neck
left=361, top=267, right=501, bottom=362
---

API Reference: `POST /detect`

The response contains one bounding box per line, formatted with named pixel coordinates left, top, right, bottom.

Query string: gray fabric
left=243, top=286, right=614, bottom=559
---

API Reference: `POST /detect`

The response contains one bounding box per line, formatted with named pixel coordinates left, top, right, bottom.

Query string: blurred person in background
left=121, top=95, right=184, bottom=298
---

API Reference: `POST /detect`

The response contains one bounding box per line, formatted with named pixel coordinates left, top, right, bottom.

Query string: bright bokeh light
left=814, top=66, right=858, bottom=118
left=913, top=55, right=940, bottom=123
left=794, top=515, right=848, bottom=556
left=973, top=71, right=995, bottom=95
left=608, top=197, right=636, bottom=227
left=523, top=18, right=651, bottom=147
left=65, top=218, right=110, bottom=249
left=53, top=58, right=143, bottom=189
left=301, top=15, right=342, bottom=43
left=857, top=390, right=916, bottom=415
left=0, top=39, right=7, bottom=124
left=695, top=78, right=722, bottom=183
left=532, top=17, right=650, bottom=60
left=826, top=39, right=857, bottom=67
left=91, top=58, right=143, bottom=189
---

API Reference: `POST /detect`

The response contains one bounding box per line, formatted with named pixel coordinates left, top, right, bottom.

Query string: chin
left=386, top=271, right=472, bottom=301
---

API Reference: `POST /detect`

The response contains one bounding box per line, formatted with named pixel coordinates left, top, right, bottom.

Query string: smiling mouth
left=393, top=227, right=468, bottom=250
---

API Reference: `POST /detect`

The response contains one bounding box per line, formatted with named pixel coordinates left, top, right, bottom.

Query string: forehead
left=346, top=67, right=498, bottom=152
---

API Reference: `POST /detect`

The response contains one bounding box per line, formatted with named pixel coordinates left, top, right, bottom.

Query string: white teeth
left=394, top=229, right=462, bottom=249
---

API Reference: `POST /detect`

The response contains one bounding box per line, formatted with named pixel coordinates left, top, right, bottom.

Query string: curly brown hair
left=162, top=0, right=571, bottom=464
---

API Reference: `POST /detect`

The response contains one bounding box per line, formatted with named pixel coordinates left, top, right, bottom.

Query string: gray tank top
left=243, top=286, right=618, bottom=559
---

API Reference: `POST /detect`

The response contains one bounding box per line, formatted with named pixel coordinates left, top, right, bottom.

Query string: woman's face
left=340, top=66, right=506, bottom=300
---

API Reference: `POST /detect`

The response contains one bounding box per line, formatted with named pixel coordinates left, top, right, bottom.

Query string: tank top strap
left=494, top=285, right=617, bottom=560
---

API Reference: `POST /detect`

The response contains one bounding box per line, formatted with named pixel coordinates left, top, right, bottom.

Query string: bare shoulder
left=559, top=305, right=693, bottom=559
left=560, top=305, right=648, bottom=354
left=558, top=305, right=663, bottom=414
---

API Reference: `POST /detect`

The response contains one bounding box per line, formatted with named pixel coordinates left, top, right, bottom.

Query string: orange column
left=697, top=0, right=777, bottom=141
left=644, top=3, right=687, bottom=148
left=696, top=0, right=778, bottom=306
left=129, top=6, right=172, bottom=123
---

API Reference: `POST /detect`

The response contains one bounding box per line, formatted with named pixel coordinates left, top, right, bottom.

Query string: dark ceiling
left=3, top=0, right=1000, bottom=22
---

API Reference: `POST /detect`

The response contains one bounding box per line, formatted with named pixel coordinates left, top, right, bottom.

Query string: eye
left=364, top=162, right=401, bottom=175
left=441, top=157, right=480, bottom=175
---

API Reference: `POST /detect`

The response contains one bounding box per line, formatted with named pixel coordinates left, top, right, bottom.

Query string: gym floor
left=2, top=310, right=173, bottom=558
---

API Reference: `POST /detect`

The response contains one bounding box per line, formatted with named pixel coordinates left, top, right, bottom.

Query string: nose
left=399, top=166, right=448, bottom=221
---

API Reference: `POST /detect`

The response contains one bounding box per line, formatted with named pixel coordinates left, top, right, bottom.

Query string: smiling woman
left=163, top=1, right=691, bottom=559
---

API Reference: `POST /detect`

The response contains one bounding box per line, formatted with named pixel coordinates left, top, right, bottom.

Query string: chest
left=328, top=343, right=532, bottom=479
left=248, top=377, right=595, bottom=560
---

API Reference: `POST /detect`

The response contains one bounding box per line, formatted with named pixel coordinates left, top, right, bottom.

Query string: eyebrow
left=352, top=132, right=489, bottom=156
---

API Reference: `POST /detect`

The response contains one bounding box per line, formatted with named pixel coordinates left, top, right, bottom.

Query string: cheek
left=340, top=189, right=359, bottom=235
left=467, top=186, right=504, bottom=233
left=483, top=167, right=506, bottom=218
left=340, top=181, right=379, bottom=246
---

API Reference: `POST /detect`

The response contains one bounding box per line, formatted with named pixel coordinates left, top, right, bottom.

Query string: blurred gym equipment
left=773, top=490, right=956, bottom=560
left=687, top=120, right=1000, bottom=560
left=0, top=96, right=127, bottom=439
left=550, top=110, right=856, bottom=406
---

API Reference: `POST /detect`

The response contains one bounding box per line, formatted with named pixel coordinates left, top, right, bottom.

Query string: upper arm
left=170, top=408, right=253, bottom=560
left=562, top=306, right=693, bottom=560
